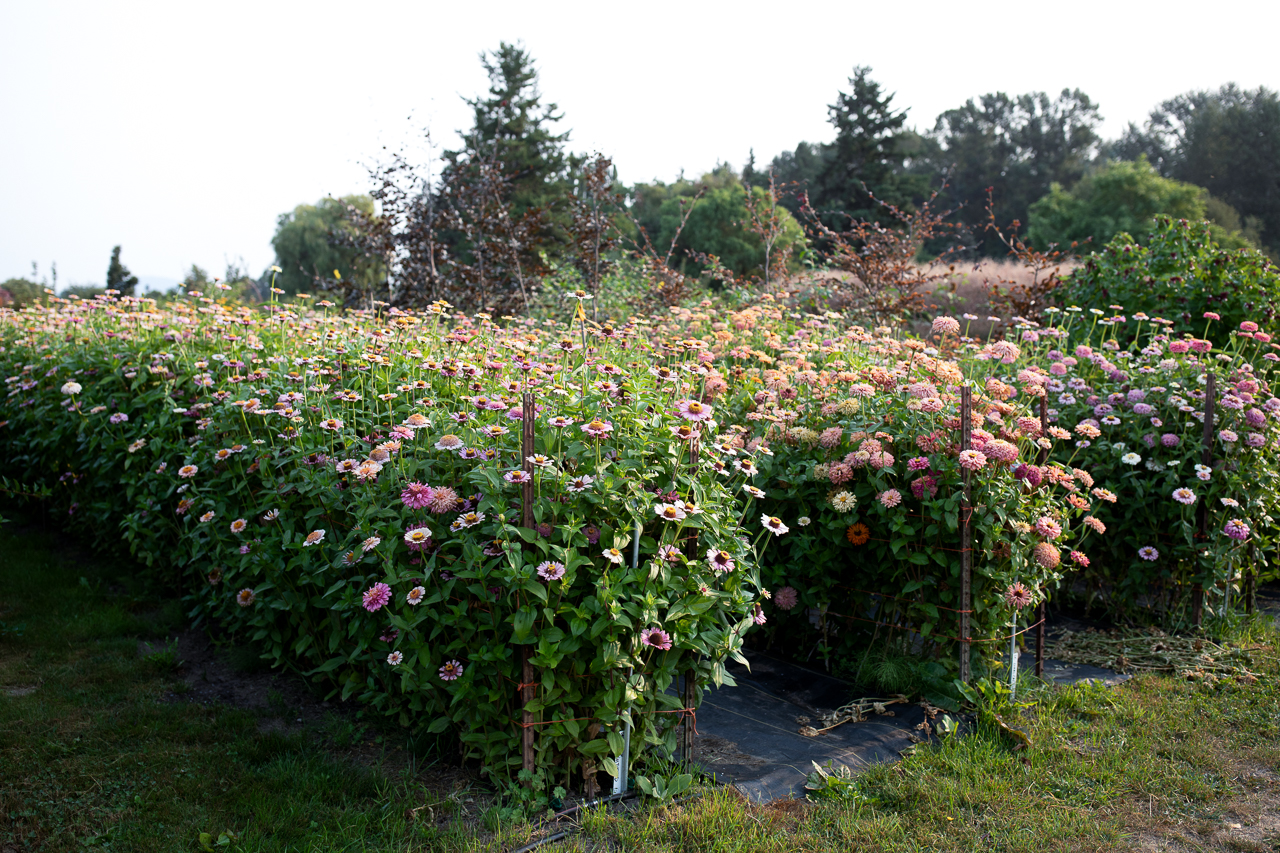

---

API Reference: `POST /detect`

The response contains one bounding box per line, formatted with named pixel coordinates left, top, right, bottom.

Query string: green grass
left=3, top=513, right=1279, bottom=852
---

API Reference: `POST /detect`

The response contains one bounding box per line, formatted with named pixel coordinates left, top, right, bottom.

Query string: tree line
left=8, top=44, right=1273, bottom=313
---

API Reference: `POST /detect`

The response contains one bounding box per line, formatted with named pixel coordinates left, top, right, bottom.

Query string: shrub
left=1058, top=216, right=1280, bottom=345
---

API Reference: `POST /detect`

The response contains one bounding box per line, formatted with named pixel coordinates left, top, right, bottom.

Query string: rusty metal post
left=959, top=385, right=972, bottom=684
left=1193, top=372, right=1215, bottom=628
left=1036, top=395, right=1048, bottom=678
left=520, top=393, right=537, bottom=782
left=681, top=437, right=700, bottom=765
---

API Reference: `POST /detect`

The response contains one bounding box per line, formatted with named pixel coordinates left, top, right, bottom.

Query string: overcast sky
left=2, top=0, right=1276, bottom=289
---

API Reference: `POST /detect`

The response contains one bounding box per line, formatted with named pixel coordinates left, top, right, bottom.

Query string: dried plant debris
left=1046, top=627, right=1269, bottom=684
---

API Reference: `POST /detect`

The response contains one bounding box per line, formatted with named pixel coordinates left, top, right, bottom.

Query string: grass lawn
left=2, top=511, right=1278, bottom=852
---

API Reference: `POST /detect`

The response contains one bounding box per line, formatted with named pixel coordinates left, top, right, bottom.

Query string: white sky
left=2, top=0, right=1276, bottom=289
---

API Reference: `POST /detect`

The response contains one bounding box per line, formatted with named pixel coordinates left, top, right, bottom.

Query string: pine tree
left=443, top=42, right=576, bottom=223
left=811, top=67, right=923, bottom=226
left=106, top=246, right=139, bottom=296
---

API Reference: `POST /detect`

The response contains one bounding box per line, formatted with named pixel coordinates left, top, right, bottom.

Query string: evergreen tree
left=443, top=42, right=576, bottom=226
left=811, top=67, right=924, bottom=226
left=105, top=245, right=139, bottom=296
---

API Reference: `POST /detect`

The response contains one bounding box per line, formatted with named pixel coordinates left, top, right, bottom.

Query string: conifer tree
left=106, top=246, right=139, bottom=296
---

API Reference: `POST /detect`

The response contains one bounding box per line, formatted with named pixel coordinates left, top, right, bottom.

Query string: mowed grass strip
left=2, top=513, right=1279, bottom=852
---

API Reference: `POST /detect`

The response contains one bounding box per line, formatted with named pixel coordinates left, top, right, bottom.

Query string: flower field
left=1, top=284, right=1276, bottom=794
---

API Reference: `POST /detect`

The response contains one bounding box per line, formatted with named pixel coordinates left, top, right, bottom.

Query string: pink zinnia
left=1224, top=519, right=1250, bottom=541
left=429, top=487, right=459, bottom=514
left=983, top=439, right=1019, bottom=464
left=439, top=660, right=464, bottom=681
left=580, top=419, right=613, bottom=437
left=907, top=456, right=930, bottom=471
left=675, top=399, right=713, bottom=422
left=1004, top=582, right=1033, bottom=609
left=362, top=582, right=392, bottom=612
left=400, top=481, right=433, bottom=509
left=1031, top=542, right=1060, bottom=569
left=1070, top=550, right=1089, bottom=566
left=774, top=586, right=799, bottom=611
left=1034, top=516, right=1062, bottom=540
left=640, top=627, right=672, bottom=651
left=706, top=548, right=735, bottom=573
left=878, top=489, right=902, bottom=509
left=958, top=449, right=986, bottom=471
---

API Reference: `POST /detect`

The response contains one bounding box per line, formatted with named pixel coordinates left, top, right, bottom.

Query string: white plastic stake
left=612, top=520, right=642, bottom=796
left=1009, top=611, right=1019, bottom=696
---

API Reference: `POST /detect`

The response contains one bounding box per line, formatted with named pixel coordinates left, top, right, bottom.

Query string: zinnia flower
left=878, top=489, right=903, bottom=509
left=706, top=549, right=735, bottom=573
left=434, top=434, right=463, bottom=450
left=406, top=586, right=425, bottom=606
left=602, top=547, right=625, bottom=564
left=439, top=660, right=463, bottom=681
left=640, top=627, right=673, bottom=651
left=846, top=523, right=870, bottom=545
left=1031, top=542, right=1060, bottom=568
left=1004, top=582, right=1034, bottom=609
left=567, top=475, right=594, bottom=492
left=404, top=526, right=432, bottom=550
left=178, top=464, right=199, bottom=478
left=61, top=381, right=82, bottom=395
left=1083, top=515, right=1106, bottom=534
left=504, top=470, right=532, bottom=484
left=386, top=651, right=404, bottom=666
left=199, top=511, right=215, bottom=523
left=362, top=582, right=392, bottom=612
left=774, top=586, right=799, bottom=610
left=655, top=503, right=687, bottom=522
left=236, top=588, right=256, bottom=607
left=1171, top=488, right=1196, bottom=505
left=1224, top=519, right=1250, bottom=541
left=537, top=560, right=566, bottom=581
left=831, top=491, right=857, bottom=512
left=580, top=419, right=613, bottom=437
left=761, top=514, right=790, bottom=536
left=958, top=449, right=986, bottom=471
left=303, top=529, right=326, bottom=547
left=229, top=518, right=247, bottom=534
left=361, top=536, right=382, bottom=552
left=676, top=399, right=713, bottom=421
left=1033, top=517, right=1062, bottom=539
left=401, top=482, right=433, bottom=509
left=1138, top=546, right=1159, bottom=561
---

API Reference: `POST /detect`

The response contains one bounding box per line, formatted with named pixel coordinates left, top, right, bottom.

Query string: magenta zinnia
left=439, top=660, right=464, bottom=681
left=362, top=582, right=392, bottom=612
left=639, top=627, right=672, bottom=651
left=1224, top=519, right=1250, bottom=541
left=400, top=481, right=434, bottom=509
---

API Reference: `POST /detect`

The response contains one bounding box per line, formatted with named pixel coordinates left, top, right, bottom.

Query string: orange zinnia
left=846, top=523, right=870, bottom=546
